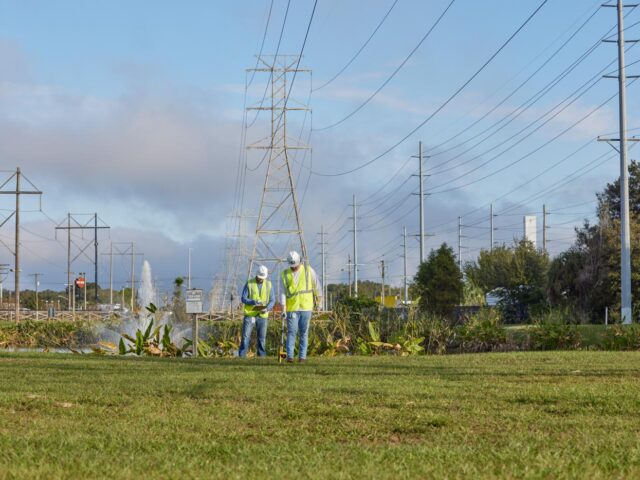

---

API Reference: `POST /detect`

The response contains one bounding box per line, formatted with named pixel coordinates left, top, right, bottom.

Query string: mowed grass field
left=1, top=352, right=639, bottom=479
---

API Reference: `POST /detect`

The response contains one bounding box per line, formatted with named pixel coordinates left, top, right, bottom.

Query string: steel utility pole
left=403, top=226, right=408, bottom=304
left=411, top=142, right=428, bottom=264
left=542, top=204, right=547, bottom=253
left=130, top=244, right=135, bottom=312
left=458, top=216, right=463, bottom=270
left=351, top=194, right=359, bottom=297
left=55, top=214, right=110, bottom=308
left=109, top=242, right=113, bottom=305
left=246, top=55, right=311, bottom=283
left=0, top=168, right=42, bottom=322
left=29, top=273, right=42, bottom=320
left=101, top=242, right=142, bottom=311
left=599, top=0, right=639, bottom=324
left=81, top=272, right=87, bottom=310
left=380, top=259, right=386, bottom=306
left=490, top=204, right=494, bottom=252
left=347, top=254, right=352, bottom=297
left=188, top=248, right=192, bottom=290
left=93, top=213, right=99, bottom=303
left=0, top=264, right=9, bottom=306
left=66, top=214, right=71, bottom=309
left=418, top=142, right=425, bottom=263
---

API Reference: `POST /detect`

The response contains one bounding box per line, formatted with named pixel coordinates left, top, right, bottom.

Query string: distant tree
left=465, top=240, right=549, bottom=321
left=548, top=211, right=640, bottom=321
left=596, top=160, right=640, bottom=220
left=414, top=243, right=463, bottom=317
left=462, top=279, right=486, bottom=306
left=327, top=280, right=402, bottom=306
left=545, top=154, right=640, bottom=321
left=171, top=277, right=187, bottom=323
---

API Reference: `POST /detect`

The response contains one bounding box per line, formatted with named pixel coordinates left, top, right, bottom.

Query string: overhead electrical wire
left=428, top=5, right=627, bottom=161
left=313, top=0, right=399, bottom=91
left=343, top=3, right=626, bottom=212
left=425, top=0, right=601, bottom=144
left=314, top=0, right=455, bottom=131
left=246, top=0, right=292, bottom=129
left=321, top=1, right=625, bottom=235
left=311, top=0, right=549, bottom=177
left=427, top=79, right=639, bottom=196
left=247, top=0, right=276, bottom=87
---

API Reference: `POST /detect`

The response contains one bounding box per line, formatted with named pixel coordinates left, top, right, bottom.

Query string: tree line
left=411, top=162, right=640, bottom=323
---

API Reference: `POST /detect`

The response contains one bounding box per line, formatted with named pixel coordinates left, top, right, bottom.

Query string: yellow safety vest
left=282, top=264, right=314, bottom=312
left=243, top=279, right=271, bottom=318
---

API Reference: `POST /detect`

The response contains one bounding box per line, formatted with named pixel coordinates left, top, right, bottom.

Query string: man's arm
left=240, top=282, right=256, bottom=306
left=310, top=267, right=323, bottom=307
left=266, top=283, right=276, bottom=311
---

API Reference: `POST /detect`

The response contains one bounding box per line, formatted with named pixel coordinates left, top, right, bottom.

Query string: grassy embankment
left=0, top=352, right=639, bottom=478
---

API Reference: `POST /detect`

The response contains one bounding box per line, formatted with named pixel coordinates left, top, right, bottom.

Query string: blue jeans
left=238, top=316, right=268, bottom=357
left=286, top=310, right=312, bottom=360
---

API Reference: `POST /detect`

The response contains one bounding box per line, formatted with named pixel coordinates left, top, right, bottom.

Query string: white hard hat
left=287, top=251, right=301, bottom=267
left=256, top=265, right=268, bottom=279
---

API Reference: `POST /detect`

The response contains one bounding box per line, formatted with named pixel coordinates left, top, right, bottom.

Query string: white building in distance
left=524, top=215, right=537, bottom=248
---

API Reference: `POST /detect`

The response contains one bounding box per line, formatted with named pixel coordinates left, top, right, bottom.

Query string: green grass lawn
left=1, top=352, right=639, bottom=479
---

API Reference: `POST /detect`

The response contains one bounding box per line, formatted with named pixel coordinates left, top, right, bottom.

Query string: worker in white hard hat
left=239, top=264, right=275, bottom=357
left=280, top=251, right=322, bottom=363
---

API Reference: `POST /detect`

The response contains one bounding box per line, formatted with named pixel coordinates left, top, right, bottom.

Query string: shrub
left=604, top=324, right=640, bottom=350
left=529, top=321, right=581, bottom=350
left=458, top=310, right=508, bottom=353
left=0, top=320, right=98, bottom=349
left=419, top=315, right=455, bottom=355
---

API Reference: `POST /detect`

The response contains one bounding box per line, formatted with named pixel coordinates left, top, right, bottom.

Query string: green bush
left=604, top=324, right=640, bottom=350
left=0, top=321, right=98, bottom=349
left=529, top=321, right=581, bottom=350
left=419, top=315, right=455, bottom=355
left=458, top=310, right=508, bottom=353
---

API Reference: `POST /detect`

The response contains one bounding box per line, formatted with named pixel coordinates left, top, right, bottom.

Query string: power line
left=312, top=0, right=549, bottom=177
left=247, top=0, right=275, bottom=87
left=314, top=0, right=455, bottom=131
left=313, top=0, right=399, bottom=91
left=246, top=0, right=292, bottom=129
left=326, top=3, right=629, bottom=214
left=428, top=80, right=636, bottom=195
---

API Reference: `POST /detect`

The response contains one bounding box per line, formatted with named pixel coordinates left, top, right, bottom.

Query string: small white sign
left=186, top=288, right=203, bottom=314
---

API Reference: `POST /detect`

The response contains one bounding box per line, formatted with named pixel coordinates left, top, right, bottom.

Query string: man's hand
left=281, top=312, right=287, bottom=320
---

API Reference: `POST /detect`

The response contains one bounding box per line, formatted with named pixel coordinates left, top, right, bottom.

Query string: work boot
left=286, top=358, right=294, bottom=363
left=298, top=358, right=306, bottom=363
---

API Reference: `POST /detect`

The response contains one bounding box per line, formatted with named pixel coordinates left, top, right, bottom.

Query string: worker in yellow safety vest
left=280, top=251, right=322, bottom=363
left=239, top=265, right=275, bottom=357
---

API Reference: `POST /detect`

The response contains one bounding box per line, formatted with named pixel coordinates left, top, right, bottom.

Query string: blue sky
left=0, top=0, right=638, bottom=300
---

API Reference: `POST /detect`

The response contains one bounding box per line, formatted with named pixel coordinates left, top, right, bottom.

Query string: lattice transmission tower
left=246, top=55, right=311, bottom=281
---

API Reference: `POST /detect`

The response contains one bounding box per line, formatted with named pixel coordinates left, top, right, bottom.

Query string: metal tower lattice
left=246, top=55, right=311, bottom=279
